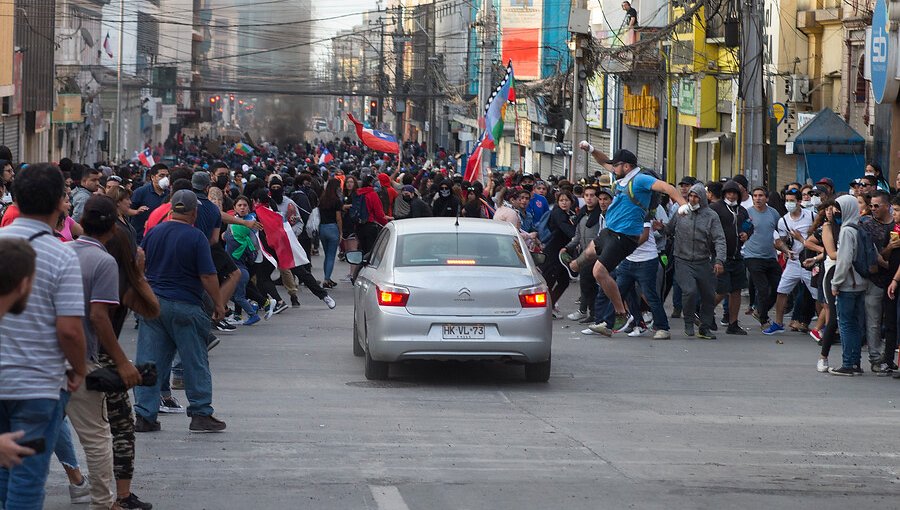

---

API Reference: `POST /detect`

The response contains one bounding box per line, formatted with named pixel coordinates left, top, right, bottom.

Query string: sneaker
left=871, top=362, right=890, bottom=374
left=627, top=326, right=646, bottom=337
left=684, top=325, right=695, bottom=337
left=567, top=310, right=587, bottom=321
left=189, top=414, right=227, bottom=433
left=273, top=301, right=289, bottom=315
left=671, top=307, right=682, bottom=319
left=323, top=295, right=336, bottom=309
left=719, top=316, right=729, bottom=326
left=696, top=328, right=716, bottom=340
left=134, top=415, right=161, bottom=432
left=611, top=313, right=632, bottom=332
left=264, top=299, right=276, bottom=320
left=828, top=366, right=854, bottom=376
left=159, top=396, right=184, bottom=414
left=290, top=295, right=301, bottom=307
left=214, top=320, right=236, bottom=332
left=560, top=252, right=578, bottom=279
left=580, top=327, right=598, bottom=335
left=117, top=492, right=153, bottom=510
left=653, top=329, right=670, bottom=340
left=243, top=314, right=261, bottom=326
left=171, top=374, right=184, bottom=390
left=817, top=358, right=829, bottom=373
left=206, top=335, right=220, bottom=352
left=709, top=320, right=718, bottom=332
left=809, top=329, right=822, bottom=342
left=224, top=315, right=242, bottom=326
left=552, top=309, right=563, bottom=320
left=69, top=478, right=90, bottom=504
left=726, top=322, right=747, bottom=335
left=762, top=322, right=785, bottom=335
left=587, top=322, right=610, bottom=335
left=852, top=365, right=864, bottom=375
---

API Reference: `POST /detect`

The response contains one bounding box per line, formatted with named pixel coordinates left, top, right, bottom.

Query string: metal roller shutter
left=636, top=130, right=658, bottom=170
left=1, top=116, right=20, bottom=162
left=587, top=129, right=610, bottom=177
left=551, top=155, right=564, bottom=176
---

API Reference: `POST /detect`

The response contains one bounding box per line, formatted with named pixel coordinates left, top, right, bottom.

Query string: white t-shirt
left=775, top=209, right=814, bottom=261
left=627, top=222, right=658, bottom=262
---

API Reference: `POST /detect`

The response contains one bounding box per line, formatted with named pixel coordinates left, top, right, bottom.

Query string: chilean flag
left=255, top=205, right=309, bottom=270
left=347, top=113, right=399, bottom=154
left=464, top=137, right=484, bottom=183
left=103, top=32, right=113, bottom=58
left=138, top=148, right=155, bottom=167
left=318, top=148, right=334, bottom=165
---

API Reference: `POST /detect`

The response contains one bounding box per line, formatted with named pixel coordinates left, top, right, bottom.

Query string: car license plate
left=442, top=324, right=485, bottom=339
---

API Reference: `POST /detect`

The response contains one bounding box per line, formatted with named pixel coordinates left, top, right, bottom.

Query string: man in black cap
left=395, top=185, right=432, bottom=219
left=578, top=141, right=689, bottom=334
left=710, top=180, right=751, bottom=334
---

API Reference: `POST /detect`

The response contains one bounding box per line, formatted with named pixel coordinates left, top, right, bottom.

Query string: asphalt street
left=44, top=259, right=900, bottom=509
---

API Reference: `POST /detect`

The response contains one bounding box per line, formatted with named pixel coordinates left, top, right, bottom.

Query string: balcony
left=597, top=28, right=663, bottom=77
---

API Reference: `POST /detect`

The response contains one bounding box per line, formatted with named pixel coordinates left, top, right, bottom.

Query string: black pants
left=253, top=259, right=283, bottom=303
left=745, top=257, right=782, bottom=323
left=289, top=265, right=328, bottom=300
left=792, top=283, right=816, bottom=325
left=358, top=222, right=381, bottom=256
left=578, top=262, right=597, bottom=317
left=821, top=267, right=839, bottom=357
left=885, top=286, right=898, bottom=365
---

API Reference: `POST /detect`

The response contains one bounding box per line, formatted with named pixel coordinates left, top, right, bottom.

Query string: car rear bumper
left=366, top=308, right=552, bottom=363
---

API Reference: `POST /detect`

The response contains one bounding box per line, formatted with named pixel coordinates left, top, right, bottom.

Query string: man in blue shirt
left=129, top=164, right=169, bottom=243
left=743, top=186, right=782, bottom=329
left=579, top=143, right=688, bottom=333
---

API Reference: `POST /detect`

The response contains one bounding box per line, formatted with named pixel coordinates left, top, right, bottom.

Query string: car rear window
left=396, top=233, right=528, bottom=268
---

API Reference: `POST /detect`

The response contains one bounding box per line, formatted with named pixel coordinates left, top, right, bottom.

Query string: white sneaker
left=642, top=312, right=653, bottom=324
left=552, top=310, right=563, bottom=319
left=323, top=295, right=336, bottom=309
left=69, top=478, right=90, bottom=504
left=581, top=327, right=597, bottom=335
left=567, top=310, right=587, bottom=321
left=224, top=315, right=242, bottom=326
left=653, top=329, right=671, bottom=340
left=816, top=358, right=829, bottom=373
left=627, top=326, right=646, bottom=337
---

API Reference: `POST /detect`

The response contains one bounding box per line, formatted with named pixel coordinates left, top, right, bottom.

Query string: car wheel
left=352, top=320, right=364, bottom=357
left=364, top=346, right=389, bottom=380
left=525, top=356, right=551, bottom=383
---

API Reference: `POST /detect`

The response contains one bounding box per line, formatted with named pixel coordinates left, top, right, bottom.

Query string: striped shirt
left=0, top=218, right=84, bottom=400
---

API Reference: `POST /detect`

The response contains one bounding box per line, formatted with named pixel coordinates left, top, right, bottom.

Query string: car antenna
left=455, top=202, right=460, bottom=227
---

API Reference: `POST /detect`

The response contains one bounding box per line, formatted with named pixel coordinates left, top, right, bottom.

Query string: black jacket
left=709, top=199, right=749, bottom=259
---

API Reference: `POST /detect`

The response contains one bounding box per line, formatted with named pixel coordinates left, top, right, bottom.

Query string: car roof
left=390, top=217, right=519, bottom=236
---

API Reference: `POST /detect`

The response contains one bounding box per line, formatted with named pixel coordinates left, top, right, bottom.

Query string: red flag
left=347, top=113, right=400, bottom=154
left=255, top=205, right=308, bottom=269
left=464, top=140, right=483, bottom=183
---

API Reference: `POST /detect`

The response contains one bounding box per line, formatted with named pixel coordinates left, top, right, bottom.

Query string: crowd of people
left=0, top=132, right=898, bottom=509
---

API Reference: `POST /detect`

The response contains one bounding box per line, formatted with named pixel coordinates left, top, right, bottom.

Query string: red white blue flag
left=138, top=148, right=155, bottom=167
left=347, top=113, right=400, bottom=154
left=318, top=148, right=334, bottom=165
left=103, top=32, right=113, bottom=58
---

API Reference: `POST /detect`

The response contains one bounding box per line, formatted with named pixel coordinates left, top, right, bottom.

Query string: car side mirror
left=346, top=250, right=366, bottom=265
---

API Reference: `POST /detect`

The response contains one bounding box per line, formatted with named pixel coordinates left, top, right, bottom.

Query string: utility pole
left=394, top=6, right=405, bottom=141
left=115, top=0, right=124, bottom=162
left=377, top=6, right=385, bottom=125
left=477, top=0, right=494, bottom=175
left=740, top=0, right=765, bottom=187
left=569, top=0, right=589, bottom=182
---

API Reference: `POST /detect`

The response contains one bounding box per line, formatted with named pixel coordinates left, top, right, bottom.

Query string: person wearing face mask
left=579, top=143, right=688, bottom=334
left=710, top=180, right=751, bottom=334
left=828, top=195, right=868, bottom=375
left=210, top=162, right=234, bottom=212
left=432, top=181, right=462, bottom=217
left=763, top=189, right=817, bottom=335
left=394, top=185, right=431, bottom=220
left=665, top=183, right=726, bottom=338
left=799, top=185, right=814, bottom=211
left=129, top=163, right=169, bottom=244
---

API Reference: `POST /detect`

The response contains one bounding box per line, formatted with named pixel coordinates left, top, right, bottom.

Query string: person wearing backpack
left=855, top=190, right=893, bottom=373
left=763, top=189, right=817, bottom=335
left=829, top=195, right=868, bottom=376
left=355, top=174, right=392, bottom=256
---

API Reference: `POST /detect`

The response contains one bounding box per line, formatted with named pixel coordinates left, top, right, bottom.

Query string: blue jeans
left=617, top=259, right=669, bottom=331
left=836, top=291, right=865, bottom=369
left=593, top=269, right=617, bottom=327
left=54, top=417, right=79, bottom=470
left=232, top=262, right=256, bottom=316
left=134, top=298, right=214, bottom=421
left=319, top=223, right=340, bottom=280
left=0, top=391, right=69, bottom=510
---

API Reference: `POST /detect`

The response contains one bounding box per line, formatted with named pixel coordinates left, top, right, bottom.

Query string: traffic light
left=209, top=97, right=216, bottom=104
left=229, top=94, right=235, bottom=101
left=370, top=100, right=377, bottom=111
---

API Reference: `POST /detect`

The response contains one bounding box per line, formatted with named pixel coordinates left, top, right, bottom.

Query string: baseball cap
left=171, top=189, right=198, bottom=214
left=604, top=149, right=638, bottom=166
left=401, top=185, right=416, bottom=193
left=816, top=177, right=834, bottom=189
left=191, top=171, right=211, bottom=191
left=732, top=174, right=749, bottom=190
left=678, top=176, right=698, bottom=186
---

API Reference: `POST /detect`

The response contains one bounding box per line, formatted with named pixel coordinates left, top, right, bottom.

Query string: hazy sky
left=312, top=0, right=380, bottom=60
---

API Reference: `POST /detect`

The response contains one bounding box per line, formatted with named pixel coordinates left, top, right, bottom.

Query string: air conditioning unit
left=791, top=75, right=810, bottom=103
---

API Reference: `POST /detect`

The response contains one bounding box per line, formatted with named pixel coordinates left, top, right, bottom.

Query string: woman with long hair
left=339, top=175, right=359, bottom=281
left=318, top=178, right=343, bottom=288
left=225, top=195, right=263, bottom=325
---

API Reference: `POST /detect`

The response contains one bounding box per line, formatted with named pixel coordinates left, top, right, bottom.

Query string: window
left=395, top=233, right=527, bottom=268
left=368, top=229, right=391, bottom=268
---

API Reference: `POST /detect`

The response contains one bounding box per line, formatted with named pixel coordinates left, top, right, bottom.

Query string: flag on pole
left=347, top=113, right=400, bottom=154
left=318, top=147, right=334, bottom=165
left=138, top=148, right=155, bottom=167
left=233, top=142, right=254, bottom=157
left=254, top=205, right=309, bottom=269
left=481, top=61, right=516, bottom=150
left=103, top=32, right=114, bottom=58
left=463, top=137, right=484, bottom=183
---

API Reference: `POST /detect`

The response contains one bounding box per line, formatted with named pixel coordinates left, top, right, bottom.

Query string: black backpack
left=845, top=223, right=879, bottom=280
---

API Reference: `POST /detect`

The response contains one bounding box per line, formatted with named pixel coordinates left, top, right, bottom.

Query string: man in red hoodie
left=376, top=172, right=398, bottom=217
left=356, top=174, right=393, bottom=255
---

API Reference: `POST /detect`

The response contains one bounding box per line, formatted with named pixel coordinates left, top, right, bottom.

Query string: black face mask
left=215, top=175, right=229, bottom=190
left=270, top=187, right=284, bottom=203
left=403, top=195, right=413, bottom=203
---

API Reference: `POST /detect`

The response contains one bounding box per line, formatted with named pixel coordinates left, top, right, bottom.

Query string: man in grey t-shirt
left=743, top=186, right=783, bottom=328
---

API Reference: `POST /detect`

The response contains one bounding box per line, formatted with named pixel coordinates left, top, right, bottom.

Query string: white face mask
left=801, top=200, right=811, bottom=208
left=0, top=193, right=11, bottom=205
left=785, top=201, right=797, bottom=213
left=157, top=176, right=170, bottom=190
left=724, top=198, right=737, bottom=207
left=690, top=203, right=700, bottom=211
left=810, top=196, right=821, bottom=207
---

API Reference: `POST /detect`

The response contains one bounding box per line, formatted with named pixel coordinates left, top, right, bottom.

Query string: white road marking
left=370, top=485, right=411, bottom=510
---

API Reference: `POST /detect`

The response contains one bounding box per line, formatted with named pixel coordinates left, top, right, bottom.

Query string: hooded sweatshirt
left=666, top=182, right=726, bottom=264
left=356, top=186, right=390, bottom=226
left=709, top=181, right=750, bottom=259
left=831, top=194, right=867, bottom=292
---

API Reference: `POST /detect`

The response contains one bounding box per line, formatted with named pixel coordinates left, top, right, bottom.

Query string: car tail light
left=519, top=285, right=549, bottom=308
left=376, top=284, right=410, bottom=307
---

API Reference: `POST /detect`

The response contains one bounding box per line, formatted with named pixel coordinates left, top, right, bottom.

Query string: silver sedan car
left=349, top=217, right=552, bottom=382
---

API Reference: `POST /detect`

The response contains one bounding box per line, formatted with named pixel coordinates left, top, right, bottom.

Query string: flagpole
left=477, top=0, right=493, bottom=178
left=115, top=0, right=124, bottom=163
